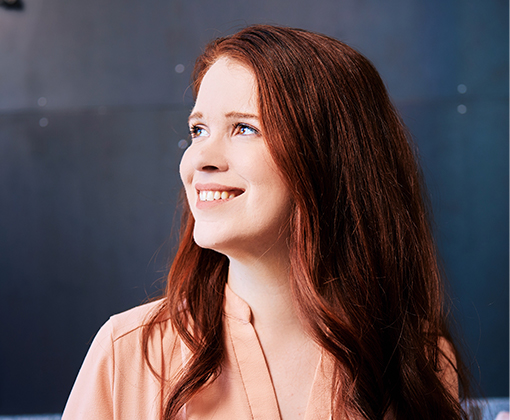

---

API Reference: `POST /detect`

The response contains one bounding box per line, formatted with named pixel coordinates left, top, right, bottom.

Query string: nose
left=190, top=135, right=228, bottom=172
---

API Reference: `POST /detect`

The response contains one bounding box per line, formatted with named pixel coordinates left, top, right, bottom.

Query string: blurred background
left=0, top=0, right=508, bottom=415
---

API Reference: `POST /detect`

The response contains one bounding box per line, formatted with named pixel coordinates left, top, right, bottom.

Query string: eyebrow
left=188, top=111, right=203, bottom=123
left=225, top=112, right=259, bottom=120
left=188, top=111, right=259, bottom=124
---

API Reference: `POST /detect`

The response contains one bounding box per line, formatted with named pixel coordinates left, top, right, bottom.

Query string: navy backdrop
left=0, top=0, right=508, bottom=414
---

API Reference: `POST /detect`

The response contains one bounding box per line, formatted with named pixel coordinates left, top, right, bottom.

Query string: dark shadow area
left=0, top=0, right=24, bottom=10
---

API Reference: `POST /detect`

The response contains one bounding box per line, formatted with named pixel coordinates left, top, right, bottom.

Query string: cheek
left=179, top=148, right=193, bottom=186
left=179, top=149, right=197, bottom=206
left=238, top=146, right=275, bottom=177
left=247, top=156, right=286, bottom=190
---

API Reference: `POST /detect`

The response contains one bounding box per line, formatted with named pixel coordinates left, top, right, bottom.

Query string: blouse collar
left=224, top=282, right=252, bottom=324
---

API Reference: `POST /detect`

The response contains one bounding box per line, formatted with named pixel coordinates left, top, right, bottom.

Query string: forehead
left=193, top=57, right=258, bottom=115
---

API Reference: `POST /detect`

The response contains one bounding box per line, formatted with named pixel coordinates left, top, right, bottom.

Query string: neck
left=226, top=251, right=302, bottom=335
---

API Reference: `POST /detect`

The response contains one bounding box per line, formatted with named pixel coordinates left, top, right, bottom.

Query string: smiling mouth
left=198, top=189, right=244, bottom=202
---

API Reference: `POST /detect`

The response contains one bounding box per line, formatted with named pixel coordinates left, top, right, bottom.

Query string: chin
left=193, top=228, right=228, bottom=254
left=193, top=230, right=251, bottom=261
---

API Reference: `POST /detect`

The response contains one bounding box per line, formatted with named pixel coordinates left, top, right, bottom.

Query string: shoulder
left=78, top=298, right=180, bottom=375
left=437, top=336, right=459, bottom=398
left=96, top=298, right=181, bottom=369
left=107, top=298, right=170, bottom=342
left=86, top=299, right=170, bottom=352
left=63, top=300, right=180, bottom=419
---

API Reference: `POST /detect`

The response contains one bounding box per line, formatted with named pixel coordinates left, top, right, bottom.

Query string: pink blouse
left=62, top=285, right=334, bottom=419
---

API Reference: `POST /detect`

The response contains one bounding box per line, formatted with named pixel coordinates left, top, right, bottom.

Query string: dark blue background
left=0, top=0, right=508, bottom=414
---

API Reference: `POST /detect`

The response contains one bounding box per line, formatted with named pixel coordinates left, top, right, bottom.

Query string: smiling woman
left=62, top=25, right=471, bottom=420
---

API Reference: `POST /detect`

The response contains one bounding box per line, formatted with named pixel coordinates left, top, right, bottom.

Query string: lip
left=194, top=182, right=245, bottom=209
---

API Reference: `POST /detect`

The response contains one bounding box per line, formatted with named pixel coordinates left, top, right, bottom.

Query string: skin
left=180, top=57, right=319, bottom=420
left=181, top=58, right=292, bottom=263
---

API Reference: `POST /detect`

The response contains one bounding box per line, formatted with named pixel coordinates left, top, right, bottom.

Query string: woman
left=63, top=25, right=469, bottom=419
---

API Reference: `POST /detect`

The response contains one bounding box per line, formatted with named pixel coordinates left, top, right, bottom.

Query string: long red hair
left=143, top=24, right=469, bottom=419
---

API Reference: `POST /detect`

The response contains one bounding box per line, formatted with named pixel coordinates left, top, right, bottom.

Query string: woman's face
left=179, top=57, right=292, bottom=261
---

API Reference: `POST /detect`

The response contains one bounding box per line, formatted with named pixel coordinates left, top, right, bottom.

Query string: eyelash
left=233, top=123, right=259, bottom=136
left=189, top=125, right=205, bottom=139
left=188, top=123, right=260, bottom=139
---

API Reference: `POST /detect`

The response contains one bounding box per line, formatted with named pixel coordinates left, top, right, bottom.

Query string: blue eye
left=235, top=123, right=259, bottom=136
left=189, top=125, right=207, bottom=139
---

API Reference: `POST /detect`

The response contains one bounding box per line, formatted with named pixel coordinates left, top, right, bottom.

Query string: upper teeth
left=199, top=190, right=236, bottom=201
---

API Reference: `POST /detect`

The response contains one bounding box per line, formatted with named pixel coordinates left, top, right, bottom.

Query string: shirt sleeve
left=62, top=319, right=115, bottom=420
